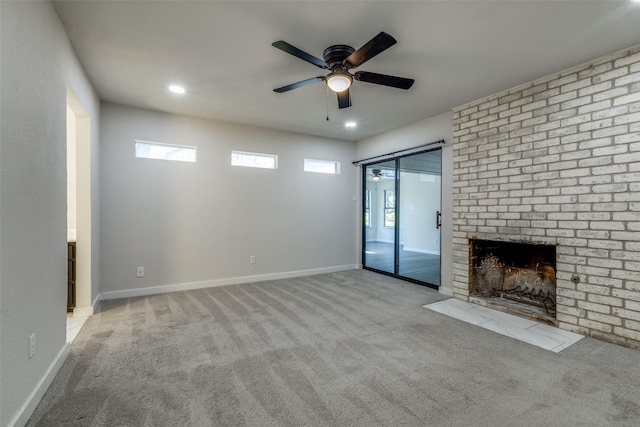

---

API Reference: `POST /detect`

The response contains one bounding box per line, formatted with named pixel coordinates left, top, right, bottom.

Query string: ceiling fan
left=368, top=168, right=395, bottom=181
left=272, top=32, right=415, bottom=109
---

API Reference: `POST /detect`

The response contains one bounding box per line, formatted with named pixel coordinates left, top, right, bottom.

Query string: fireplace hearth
left=470, top=239, right=557, bottom=324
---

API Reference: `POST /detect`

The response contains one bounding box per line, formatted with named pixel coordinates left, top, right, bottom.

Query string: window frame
left=303, top=158, right=341, bottom=174
left=384, top=189, right=395, bottom=228
left=364, top=190, right=372, bottom=228
left=134, top=139, right=197, bottom=163
left=231, top=150, right=278, bottom=169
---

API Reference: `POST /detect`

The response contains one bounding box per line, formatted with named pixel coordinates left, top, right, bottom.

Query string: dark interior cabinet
left=68, top=241, right=76, bottom=312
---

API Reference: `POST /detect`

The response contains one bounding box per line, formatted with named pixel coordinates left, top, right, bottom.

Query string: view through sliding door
left=363, top=160, right=396, bottom=275
left=363, top=149, right=441, bottom=288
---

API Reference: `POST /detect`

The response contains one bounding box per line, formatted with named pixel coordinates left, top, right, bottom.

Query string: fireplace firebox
left=469, top=239, right=557, bottom=324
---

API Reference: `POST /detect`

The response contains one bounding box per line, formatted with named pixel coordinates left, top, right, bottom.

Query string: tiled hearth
left=425, top=299, right=583, bottom=353
left=451, top=45, right=640, bottom=349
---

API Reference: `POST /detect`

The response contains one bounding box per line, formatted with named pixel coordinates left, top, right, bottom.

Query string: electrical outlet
left=136, top=267, right=144, bottom=278
left=29, top=333, right=36, bottom=359
left=249, top=256, right=256, bottom=264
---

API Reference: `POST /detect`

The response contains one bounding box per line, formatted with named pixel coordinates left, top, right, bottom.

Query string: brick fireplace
left=451, top=44, right=640, bottom=349
left=469, top=239, right=557, bottom=324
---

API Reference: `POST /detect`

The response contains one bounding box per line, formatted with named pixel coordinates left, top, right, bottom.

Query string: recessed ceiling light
left=345, top=121, right=357, bottom=128
left=169, top=85, right=186, bottom=94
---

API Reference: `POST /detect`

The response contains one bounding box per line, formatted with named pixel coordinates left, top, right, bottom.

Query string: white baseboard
left=365, top=241, right=440, bottom=256
left=92, top=293, right=101, bottom=313
left=8, top=343, right=70, bottom=427
left=402, top=246, right=441, bottom=255
left=99, top=264, right=358, bottom=301
left=72, top=306, right=92, bottom=318
left=72, top=294, right=101, bottom=317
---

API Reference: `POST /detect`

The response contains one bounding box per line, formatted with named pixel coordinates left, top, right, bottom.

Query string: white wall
left=399, top=172, right=441, bottom=255
left=99, top=103, right=358, bottom=297
left=0, top=2, right=100, bottom=425
left=370, top=178, right=396, bottom=243
left=66, top=105, right=77, bottom=240
left=356, top=112, right=454, bottom=295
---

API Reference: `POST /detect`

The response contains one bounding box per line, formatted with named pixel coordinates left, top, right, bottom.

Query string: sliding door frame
left=361, top=148, right=442, bottom=290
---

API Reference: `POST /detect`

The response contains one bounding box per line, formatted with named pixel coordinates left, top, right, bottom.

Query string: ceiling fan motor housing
left=323, top=45, right=355, bottom=70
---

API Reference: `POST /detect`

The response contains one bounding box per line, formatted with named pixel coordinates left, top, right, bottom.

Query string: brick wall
left=452, top=44, right=640, bottom=349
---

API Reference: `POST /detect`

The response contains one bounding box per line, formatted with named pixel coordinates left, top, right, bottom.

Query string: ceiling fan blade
left=337, top=89, right=351, bottom=109
left=273, top=76, right=325, bottom=93
left=354, top=71, right=414, bottom=90
left=272, top=41, right=327, bottom=69
left=344, top=32, right=397, bottom=68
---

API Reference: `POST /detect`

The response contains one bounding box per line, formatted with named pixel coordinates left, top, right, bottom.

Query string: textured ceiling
left=53, top=0, right=640, bottom=142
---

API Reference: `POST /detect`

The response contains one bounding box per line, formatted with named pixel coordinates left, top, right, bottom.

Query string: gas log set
left=470, top=239, right=557, bottom=321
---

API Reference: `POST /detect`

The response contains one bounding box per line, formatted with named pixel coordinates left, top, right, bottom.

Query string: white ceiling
left=52, top=1, right=640, bottom=142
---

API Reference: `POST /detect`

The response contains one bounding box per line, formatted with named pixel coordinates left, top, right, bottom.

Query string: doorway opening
left=66, top=87, right=92, bottom=340
left=362, top=149, right=442, bottom=288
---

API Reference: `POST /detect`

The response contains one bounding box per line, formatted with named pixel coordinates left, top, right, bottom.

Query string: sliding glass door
left=363, top=150, right=441, bottom=288
left=397, top=151, right=441, bottom=285
left=363, top=160, right=396, bottom=274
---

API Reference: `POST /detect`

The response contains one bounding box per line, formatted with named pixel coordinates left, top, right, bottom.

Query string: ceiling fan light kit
left=326, top=70, right=352, bottom=92
left=272, top=32, right=414, bottom=109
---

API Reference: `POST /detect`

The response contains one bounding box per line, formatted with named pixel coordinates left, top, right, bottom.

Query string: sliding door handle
left=436, top=211, right=442, bottom=229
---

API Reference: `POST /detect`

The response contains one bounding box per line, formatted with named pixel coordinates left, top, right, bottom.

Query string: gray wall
left=0, top=1, right=100, bottom=425
left=99, top=103, right=358, bottom=297
left=356, top=112, right=455, bottom=296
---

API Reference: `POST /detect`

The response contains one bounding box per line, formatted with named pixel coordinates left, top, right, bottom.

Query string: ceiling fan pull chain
left=326, top=85, right=330, bottom=121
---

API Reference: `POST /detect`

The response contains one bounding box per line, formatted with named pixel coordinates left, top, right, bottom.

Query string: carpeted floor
left=28, top=270, right=640, bottom=426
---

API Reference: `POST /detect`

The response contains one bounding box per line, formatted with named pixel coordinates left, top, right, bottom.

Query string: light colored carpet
left=28, top=270, right=640, bottom=426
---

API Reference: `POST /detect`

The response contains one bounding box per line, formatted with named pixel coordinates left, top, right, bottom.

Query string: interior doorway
left=362, top=149, right=442, bottom=288
left=66, top=87, right=92, bottom=323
